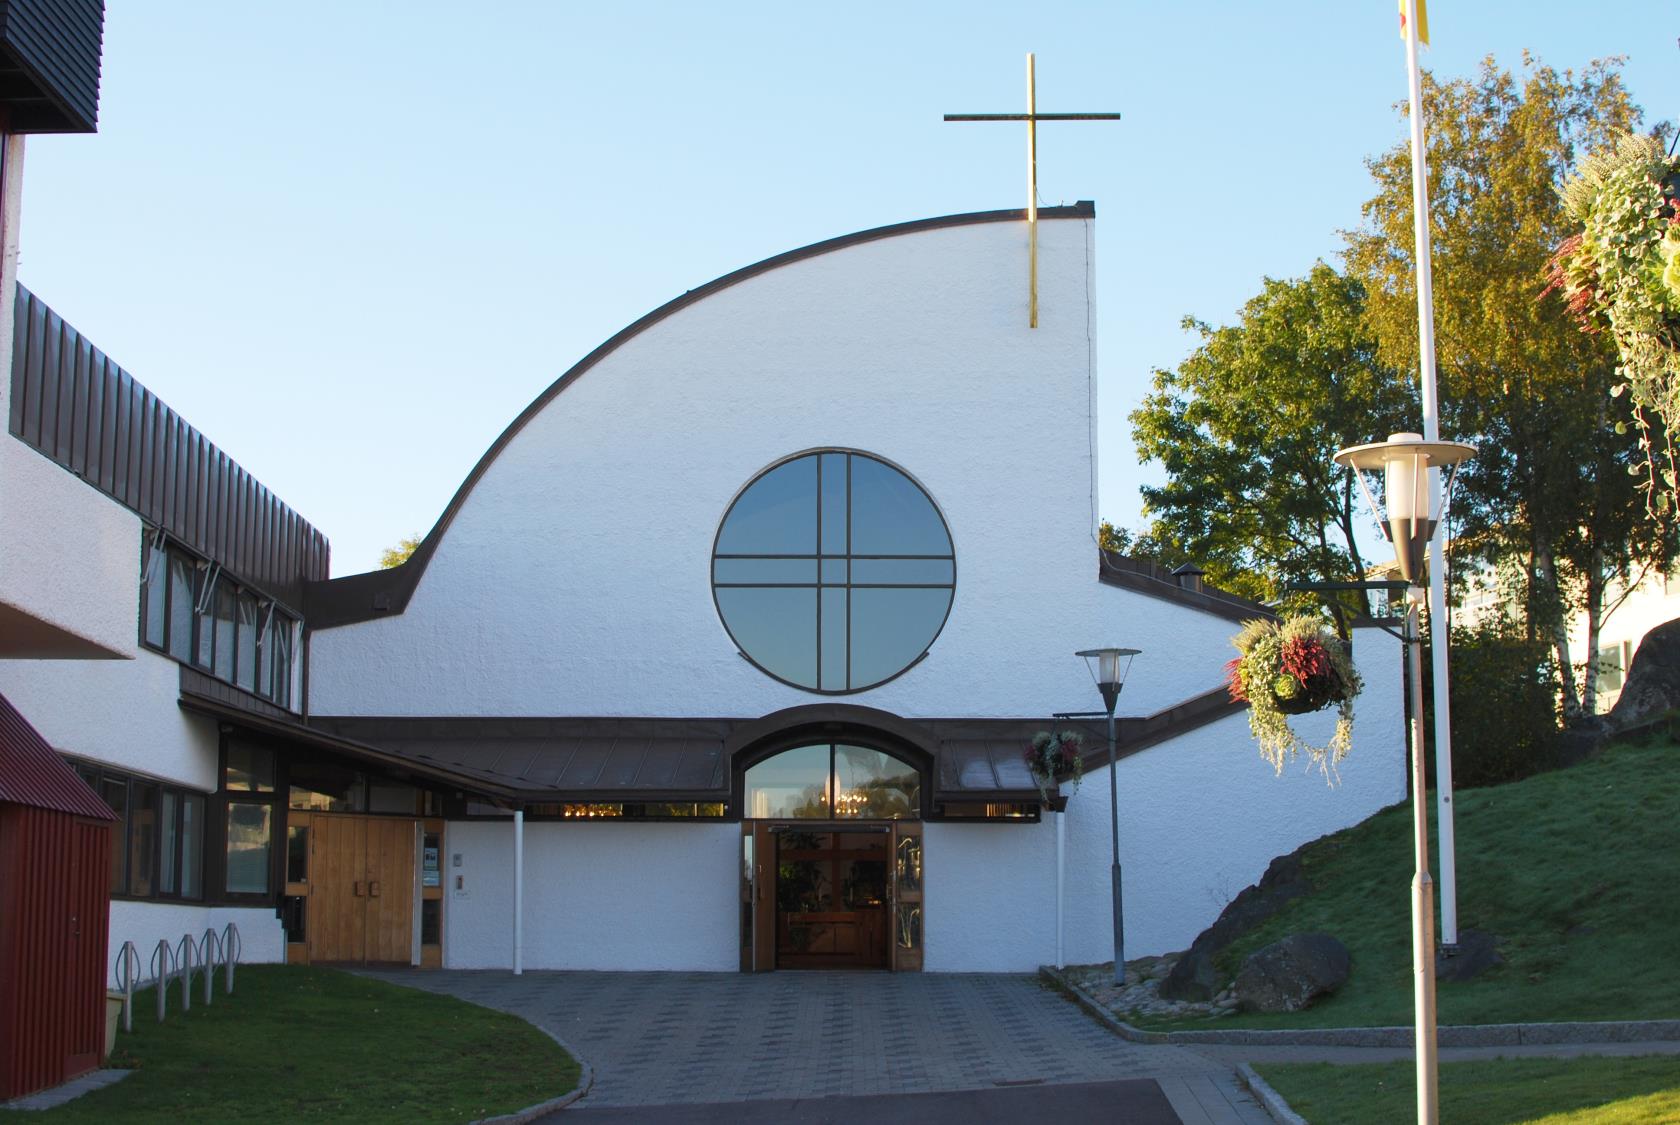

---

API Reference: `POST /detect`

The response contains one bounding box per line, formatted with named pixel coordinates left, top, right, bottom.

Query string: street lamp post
left=1076, top=647, right=1139, bottom=986
left=1334, top=432, right=1474, bottom=1125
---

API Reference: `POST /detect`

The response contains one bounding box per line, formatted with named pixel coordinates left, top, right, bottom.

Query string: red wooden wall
left=0, top=804, right=112, bottom=1100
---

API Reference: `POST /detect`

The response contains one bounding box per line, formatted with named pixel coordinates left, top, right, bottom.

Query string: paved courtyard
left=361, top=969, right=1269, bottom=1121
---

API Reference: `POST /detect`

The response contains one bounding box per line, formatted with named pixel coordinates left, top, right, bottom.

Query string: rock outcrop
left=1605, top=616, right=1680, bottom=735
left=1158, top=847, right=1313, bottom=1002
left=1233, top=932, right=1351, bottom=1013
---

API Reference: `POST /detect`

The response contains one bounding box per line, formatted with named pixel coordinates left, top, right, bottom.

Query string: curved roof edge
left=306, top=202, right=1097, bottom=630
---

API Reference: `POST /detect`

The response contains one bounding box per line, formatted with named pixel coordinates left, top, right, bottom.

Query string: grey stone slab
left=1, top=1069, right=131, bottom=1111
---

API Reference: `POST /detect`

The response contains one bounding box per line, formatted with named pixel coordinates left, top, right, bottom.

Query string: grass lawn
left=1255, top=1055, right=1680, bottom=1124
left=1135, top=739, right=1680, bottom=1030
left=42, top=965, right=580, bottom=1123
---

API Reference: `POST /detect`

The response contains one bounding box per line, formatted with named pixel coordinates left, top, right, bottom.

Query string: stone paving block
left=362, top=968, right=1232, bottom=1109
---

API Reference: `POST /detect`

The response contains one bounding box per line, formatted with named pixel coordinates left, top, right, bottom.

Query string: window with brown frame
left=139, top=534, right=299, bottom=709
left=70, top=760, right=208, bottom=901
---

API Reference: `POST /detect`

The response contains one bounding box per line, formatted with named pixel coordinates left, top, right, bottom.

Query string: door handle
left=353, top=881, right=365, bottom=897
left=370, top=881, right=381, bottom=898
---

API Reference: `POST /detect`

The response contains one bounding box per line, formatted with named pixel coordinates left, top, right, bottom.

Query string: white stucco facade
left=444, top=820, right=742, bottom=972
left=301, top=209, right=1409, bottom=974
left=0, top=134, right=135, bottom=662
left=309, top=216, right=1240, bottom=721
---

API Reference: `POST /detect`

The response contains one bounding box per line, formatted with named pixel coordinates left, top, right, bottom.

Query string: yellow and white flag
left=1399, top=0, right=1429, bottom=46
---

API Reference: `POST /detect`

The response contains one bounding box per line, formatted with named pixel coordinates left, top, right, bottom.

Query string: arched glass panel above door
left=713, top=451, right=955, bottom=693
left=743, top=743, right=921, bottom=820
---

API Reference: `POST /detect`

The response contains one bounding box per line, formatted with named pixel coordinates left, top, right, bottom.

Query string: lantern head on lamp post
left=1074, top=646, right=1139, bottom=985
left=1076, top=647, right=1139, bottom=716
left=1332, top=432, right=1476, bottom=588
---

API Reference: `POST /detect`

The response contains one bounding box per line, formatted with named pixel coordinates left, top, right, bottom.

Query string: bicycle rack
left=197, top=927, right=221, bottom=1005
left=174, top=933, right=195, bottom=1013
left=113, top=941, right=141, bottom=1033
left=149, top=939, right=174, bottom=1023
left=117, top=922, right=245, bottom=1029
left=223, top=922, right=241, bottom=994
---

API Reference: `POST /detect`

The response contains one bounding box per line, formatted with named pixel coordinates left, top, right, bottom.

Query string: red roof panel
left=0, top=691, right=117, bottom=820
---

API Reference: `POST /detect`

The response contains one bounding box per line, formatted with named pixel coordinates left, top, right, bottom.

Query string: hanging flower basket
left=1023, top=730, right=1084, bottom=807
left=1225, top=616, right=1362, bottom=777
left=1546, top=132, right=1680, bottom=516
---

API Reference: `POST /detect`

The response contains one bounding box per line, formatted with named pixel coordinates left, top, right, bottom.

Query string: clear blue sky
left=18, top=2, right=1679, bottom=575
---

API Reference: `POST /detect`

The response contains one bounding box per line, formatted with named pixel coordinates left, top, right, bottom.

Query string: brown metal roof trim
left=177, top=690, right=521, bottom=800
left=298, top=684, right=1247, bottom=804
left=922, top=688, right=1243, bottom=777
left=310, top=714, right=732, bottom=797
left=305, top=202, right=1098, bottom=630
left=8, top=286, right=330, bottom=607
left=1097, top=550, right=1275, bottom=625
left=0, top=690, right=116, bottom=819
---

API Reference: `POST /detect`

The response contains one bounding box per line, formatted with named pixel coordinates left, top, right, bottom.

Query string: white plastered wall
left=0, top=652, right=222, bottom=790
left=107, top=901, right=286, bottom=987
left=0, top=133, right=136, bottom=660
left=310, top=217, right=1240, bottom=721
left=930, top=622, right=1405, bottom=971
left=444, top=819, right=740, bottom=971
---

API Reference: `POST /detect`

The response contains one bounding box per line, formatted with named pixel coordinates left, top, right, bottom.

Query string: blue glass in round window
left=712, top=451, right=955, bottom=693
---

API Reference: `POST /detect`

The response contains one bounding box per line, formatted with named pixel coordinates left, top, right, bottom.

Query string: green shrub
left=1426, top=622, right=1560, bottom=788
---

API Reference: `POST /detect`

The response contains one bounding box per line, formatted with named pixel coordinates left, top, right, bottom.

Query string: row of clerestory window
left=139, top=532, right=299, bottom=708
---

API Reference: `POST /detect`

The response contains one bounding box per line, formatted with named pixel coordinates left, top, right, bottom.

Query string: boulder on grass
left=1437, top=929, right=1502, bottom=984
left=1159, top=849, right=1312, bottom=1002
left=1605, top=616, right=1680, bottom=735
left=1234, top=933, right=1350, bottom=1013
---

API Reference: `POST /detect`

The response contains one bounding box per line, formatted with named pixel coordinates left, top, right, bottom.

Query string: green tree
left=1345, top=55, right=1671, bottom=716
left=1097, top=520, right=1177, bottom=564
left=1130, top=263, right=1415, bottom=631
left=379, top=534, right=422, bottom=569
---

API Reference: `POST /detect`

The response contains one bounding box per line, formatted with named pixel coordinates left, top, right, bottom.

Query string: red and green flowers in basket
left=1023, top=730, right=1084, bottom=803
left=1225, top=615, right=1361, bottom=776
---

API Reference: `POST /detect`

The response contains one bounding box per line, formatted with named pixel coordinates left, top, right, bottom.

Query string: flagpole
left=1404, top=4, right=1445, bottom=1118
left=1402, top=0, right=1458, bottom=959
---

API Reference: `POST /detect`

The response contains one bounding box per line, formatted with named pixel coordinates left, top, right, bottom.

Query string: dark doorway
left=773, top=827, right=889, bottom=969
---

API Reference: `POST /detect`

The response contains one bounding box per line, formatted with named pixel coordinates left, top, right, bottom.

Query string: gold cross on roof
left=945, top=54, right=1120, bottom=328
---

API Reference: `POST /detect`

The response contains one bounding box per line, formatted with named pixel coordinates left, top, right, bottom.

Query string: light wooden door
left=307, top=815, right=414, bottom=965
left=309, top=815, right=368, bottom=964
left=890, top=821, right=923, bottom=971
left=364, top=818, right=416, bottom=964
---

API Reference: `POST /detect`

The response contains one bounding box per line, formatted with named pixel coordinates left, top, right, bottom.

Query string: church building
left=3, top=198, right=1405, bottom=977
left=0, top=0, right=1404, bottom=983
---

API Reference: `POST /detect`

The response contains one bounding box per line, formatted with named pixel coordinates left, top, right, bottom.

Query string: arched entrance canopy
left=727, top=704, right=937, bottom=820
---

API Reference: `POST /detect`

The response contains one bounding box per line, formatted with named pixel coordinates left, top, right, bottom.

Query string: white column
left=1055, top=810, right=1066, bottom=969
left=512, top=808, right=524, bottom=976
left=0, top=134, right=26, bottom=424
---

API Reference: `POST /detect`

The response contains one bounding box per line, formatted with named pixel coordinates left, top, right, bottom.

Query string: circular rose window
left=712, top=450, right=955, bottom=693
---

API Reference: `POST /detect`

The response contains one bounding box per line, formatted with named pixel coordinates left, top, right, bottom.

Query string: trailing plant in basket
left=1225, top=616, right=1361, bottom=776
left=1546, top=131, right=1680, bottom=516
left=1023, top=730, right=1084, bottom=802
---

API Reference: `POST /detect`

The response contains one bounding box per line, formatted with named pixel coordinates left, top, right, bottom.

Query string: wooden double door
left=308, top=815, right=416, bottom=965
left=744, top=821, right=923, bottom=971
